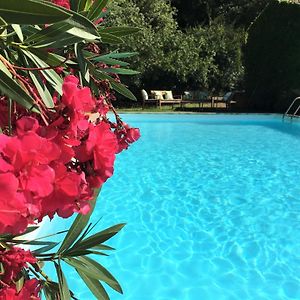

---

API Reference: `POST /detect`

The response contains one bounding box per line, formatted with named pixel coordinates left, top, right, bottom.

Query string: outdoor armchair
left=141, top=89, right=159, bottom=108
left=181, top=90, right=211, bottom=108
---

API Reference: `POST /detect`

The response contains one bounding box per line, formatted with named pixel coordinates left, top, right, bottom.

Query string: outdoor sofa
left=141, top=90, right=182, bottom=108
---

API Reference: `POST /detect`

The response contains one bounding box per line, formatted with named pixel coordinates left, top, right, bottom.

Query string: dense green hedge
left=245, top=0, right=300, bottom=112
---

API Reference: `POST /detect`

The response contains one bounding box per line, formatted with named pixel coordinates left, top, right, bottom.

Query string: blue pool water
left=47, top=114, right=300, bottom=300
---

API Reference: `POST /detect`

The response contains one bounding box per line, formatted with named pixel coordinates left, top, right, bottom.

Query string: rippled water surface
left=49, top=114, right=300, bottom=300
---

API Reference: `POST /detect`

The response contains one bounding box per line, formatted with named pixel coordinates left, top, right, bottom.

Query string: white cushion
left=151, top=91, right=164, bottom=100
left=141, top=89, right=148, bottom=101
left=165, top=91, right=173, bottom=100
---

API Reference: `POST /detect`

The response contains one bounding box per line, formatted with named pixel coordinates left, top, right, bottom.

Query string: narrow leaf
left=99, top=26, right=140, bottom=37
left=25, top=22, right=73, bottom=46
left=22, top=50, right=63, bottom=95
left=75, top=223, right=125, bottom=251
left=75, top=43, right=89, bottom=85
left=88, top=0, right=109, bottom=21
left=0, top=0, right=71, bottom=24
left=29, top=72, right=54, bottom=108
left=11, top=24, right=23, bottom=42
left=77, top=270, right=109, bottom=300
left=15, top=276, right=25, bottom=293
left=55, top=262, right=71, bottom=300
left=102, top=68, right=140, bottom=75
left=0, top=16, right=7, bottom=26
left=66, top=256, right=121, bottom=290
left=103, top=52, right=138, bottom=59
left=92, top=244, right=115, bottom=251
left=62, top=7, right=99, bottom=37
left=80, top=256, right=122, bottom=293
left=57, top=190, right=99, bottom=254
left=0, top=69, right=39, bottom=112
left=32, top=242, right=59, bottom=255
left=90, top=68, right=137, bottom=100
left=110, top=81, right=137, bottom=101
left=91, top=55, right=129, bottom=67
left=100, top=32, right=124, bottom=44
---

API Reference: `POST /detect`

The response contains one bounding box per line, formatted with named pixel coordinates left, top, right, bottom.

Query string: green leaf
left=75, top=43, right=89, bottom=85
left=104, top=52, right=139, bottom=59
left=0, top=59, right=12, bottom=77
left=77, top=270, right=109, bottom=300
left=0, top=16, right=6, bottom=26
left=0, top=0, right=72, bottom=25
left=69, top=0, right=78, bottom=11
left=30, top=49, right=67, bottom=67
left=11, top=240, right=58, bottom=246
left=55, top=262, right=71, bottom=300
left=25, top=22, right=74, bottom=47
left=88, top=0, right=109, bottom=21
left=80, top=256, right=122, bottom=293
left=22, top=50, right=63, bottom=95
left=99, top=26, right=140, bottom=37
left=90, top=55, right=130, bottom=67
left=90, top=67, right=136, bottom=100
left=62, top=7, right=99, bottom=38
left=110, top=80, right=137, bottom=101
left=73, top=259, right=121, bottom=293
left=11, top=24, right=23, bottom=42
left=15, top=276, right=25, bottom=293
left=77, top=0, right=93, bottom=12
left=74, top=223, right=125, bottom=251
left=92, top=244, right=115, bottom=251
left=63, top=249, right=94, bottom=257
left=100, top=32, right=124, bottom=44
left=57, top=190, right=99, bottom=254
left=29, top=71, right=54, bottom=108
left=66, top=26, right=99, bottom=41
left=43, top=282, right=60, bottom=300
left=0, top=69, right=39, bottom=112
left=32, top=242, right=59, bottom=255
left=102, top=67, right=140, bottom=75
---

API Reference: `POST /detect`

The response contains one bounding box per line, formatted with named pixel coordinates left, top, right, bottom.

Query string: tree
left=106, top=0, right=178, bottom=89
left=171, top=0, right=272, bottom=28
left=105, top=0, right=245, bottom=98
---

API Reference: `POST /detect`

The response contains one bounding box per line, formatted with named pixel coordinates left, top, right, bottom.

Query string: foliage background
left=103, top=0, right=274, bottom=100
left=244, top=0, right=300, bottom=112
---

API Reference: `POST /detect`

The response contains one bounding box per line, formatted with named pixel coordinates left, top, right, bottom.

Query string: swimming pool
left=48, top=114, right=300, bottom=300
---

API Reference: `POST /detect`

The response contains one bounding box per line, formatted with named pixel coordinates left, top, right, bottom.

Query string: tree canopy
left=171, top=0, right=272, bottom=28
left=106, top=0, right=246, bottom=95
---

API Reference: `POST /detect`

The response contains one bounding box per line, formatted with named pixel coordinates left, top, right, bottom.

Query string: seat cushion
left=164, top=91, right=173, bottom=100
left=141, top=89, right=148, bottom=100
left=151, top=91, right=164, bottom=100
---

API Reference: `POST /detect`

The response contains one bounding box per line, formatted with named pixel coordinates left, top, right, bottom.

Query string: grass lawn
left=117, top=102, right=228, bottom=113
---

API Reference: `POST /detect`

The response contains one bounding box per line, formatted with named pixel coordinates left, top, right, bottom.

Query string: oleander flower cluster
left=0, top=1, right=140, bottom=298
left=0, top=75, right=140, bottom=235
left=0, top=247, right=40, bottom=299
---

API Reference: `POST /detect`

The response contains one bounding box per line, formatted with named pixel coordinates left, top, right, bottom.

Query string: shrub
left=244, top=0, right=300, bottom=112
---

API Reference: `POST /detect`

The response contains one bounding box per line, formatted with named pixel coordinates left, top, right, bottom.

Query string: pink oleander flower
left=115, top=125, right=141, bottom=153
left=0, top=75, right=140, bottom=235
left=51, top=0, right=70, bottom=9
left=0, top=247, right=36, bottom=285
left=0, top=279, right=41, bottom=300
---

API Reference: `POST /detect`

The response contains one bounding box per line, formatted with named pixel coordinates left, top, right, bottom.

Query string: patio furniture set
left=141, top=89, right=237, bottom=109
